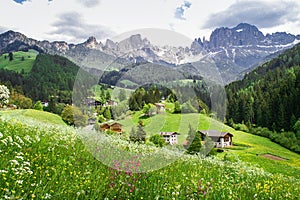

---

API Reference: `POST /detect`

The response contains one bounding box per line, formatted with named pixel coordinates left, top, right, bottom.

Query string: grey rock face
left=0, top=23, right=299, bottom=84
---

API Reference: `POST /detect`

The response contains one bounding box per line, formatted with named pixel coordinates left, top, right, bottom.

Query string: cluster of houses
left=98, top=123, right=233, bottom=148
left=158, top=130, right=233, bottom=148
left=100, top=122, right=123, bottom=134
left=83, top=97, right=118, bottom=108
left=85, top=96, right=233, bottom=149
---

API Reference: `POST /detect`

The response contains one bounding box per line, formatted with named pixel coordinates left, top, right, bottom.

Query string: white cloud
left=76, top=0, right=101, bottom=8
left=203, top=0, right=300, bottom=29
left=0, top=0, right=299, bottom=44
left=50, top=11, right=113, bottom=43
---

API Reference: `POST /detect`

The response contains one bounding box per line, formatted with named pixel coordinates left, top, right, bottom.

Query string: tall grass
left=0, top=117, right=299, bottom=199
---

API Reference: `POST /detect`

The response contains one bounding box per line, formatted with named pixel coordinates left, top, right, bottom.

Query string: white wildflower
left=8, top=136, right=13, bottom=143
left=16, top=136, right=24, bottom=145
left=0, top=132, right=3, bottom=138
left=45, top=193, right=52, bottom=199
left=16, top=156, right=24, bottom=160
left=1, top=138, right=8, bottom=146
left=10, top=160, right=19, bottom=165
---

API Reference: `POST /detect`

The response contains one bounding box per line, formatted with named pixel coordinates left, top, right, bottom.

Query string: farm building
left=105, top=100, right=118, bottom=107
left=100, top=122, right=123, bottom=134
left=199, top=130, right=233, bottom=148
left=159, top=132, right=178, bottom=145
left=154, top=103, right=165, bottom=112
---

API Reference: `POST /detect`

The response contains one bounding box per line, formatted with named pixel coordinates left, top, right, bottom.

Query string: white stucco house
left=159, top=132, right=178, bottom=145
left=199, top=130, right=233, bottom=148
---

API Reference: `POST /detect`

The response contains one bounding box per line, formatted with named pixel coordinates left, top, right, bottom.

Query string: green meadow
left=118, top=111, right=300, bottom=178
left=0, top=109, right=299, bottom=199
left=0, top=50, right=38, bottom=74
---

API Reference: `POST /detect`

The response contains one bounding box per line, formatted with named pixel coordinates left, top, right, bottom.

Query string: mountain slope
left=225, top=43, right=300, bottom=144
left=0, top=53, right=97, bottom=103
left=0, top=23, right=299, bottom=84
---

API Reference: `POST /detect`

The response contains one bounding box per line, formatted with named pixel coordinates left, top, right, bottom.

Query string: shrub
left=233, top=123, right=249, bottom=132
left=33, top=101, right=43, bottom=111
left=149, top=134, right=165, bottom=147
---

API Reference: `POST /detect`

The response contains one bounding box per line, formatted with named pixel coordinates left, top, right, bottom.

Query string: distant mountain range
left=0, top=23, right=299, bottom=84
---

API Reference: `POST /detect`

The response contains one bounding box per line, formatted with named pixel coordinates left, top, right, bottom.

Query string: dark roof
left=100, top=123, right=110, bottom=127
left=110, top=122, right=122, bottom=127
left=100, top=122, right=122, bottom=127
left=154, top=103, right=165, bottom=107
left=199, top=130, right=233, bottom=138
left=159, top=132, right=178, bottom=136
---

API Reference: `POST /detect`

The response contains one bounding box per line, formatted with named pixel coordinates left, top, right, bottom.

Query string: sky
left=0, top=0, right=300, bottom=45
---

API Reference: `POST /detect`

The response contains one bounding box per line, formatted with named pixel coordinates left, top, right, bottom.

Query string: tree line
left=226, top=43, right=300, bottom=153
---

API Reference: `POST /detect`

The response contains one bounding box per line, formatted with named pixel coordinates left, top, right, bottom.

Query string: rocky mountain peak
left=82, top=36, right=103, bottom=49
left=190, top=38, right=203, bottom=55
left=209, top=23, right=265, bottom=48
left=265, top=32, right=297, bottom=45
left=86, top=36, right=97, bottom=44
left=118, top=34, right=150, bottom=52
left=0, top=24, right=299, bottom=84
left=105, top=39, right=118, bottom=51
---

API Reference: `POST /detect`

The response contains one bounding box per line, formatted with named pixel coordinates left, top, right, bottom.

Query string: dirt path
left=261, top=154, right=287, bottom=161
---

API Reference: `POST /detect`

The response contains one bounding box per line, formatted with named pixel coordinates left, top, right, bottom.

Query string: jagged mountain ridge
left=0, top=23, right=299, bottom=84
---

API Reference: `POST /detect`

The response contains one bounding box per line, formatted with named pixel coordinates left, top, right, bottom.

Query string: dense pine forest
left=0, top=53, right=96, bottom=105
left=226, top=43, right=300, bottom=152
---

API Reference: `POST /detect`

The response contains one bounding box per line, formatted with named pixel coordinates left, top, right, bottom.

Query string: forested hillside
left=226, top=43, right=300, bottom=152
left=0, top=53, right=96, bottom=104
left=25, top=54, right=81, bottom=103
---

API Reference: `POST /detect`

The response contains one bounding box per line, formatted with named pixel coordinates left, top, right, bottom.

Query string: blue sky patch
left=175, top=1, right=192, bottom=20
left=13, top=0, right=53, bottom=4
left=13, top=0, right=27, bottom=4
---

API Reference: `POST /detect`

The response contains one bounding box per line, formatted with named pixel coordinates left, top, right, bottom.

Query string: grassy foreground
left=0, top=110, right=300, bottom=199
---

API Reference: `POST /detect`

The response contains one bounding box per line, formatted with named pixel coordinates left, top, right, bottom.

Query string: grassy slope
left=0, top=109, right=66, bottom=126
left=230, top=131, right=300, bottom=177
left=0, top=50, right=38, bottom=73
left=118, top=112, right=300, bottom=178
left=1, top=115, right=299, bottom=199
left=2, top=109, right=299, bottom=178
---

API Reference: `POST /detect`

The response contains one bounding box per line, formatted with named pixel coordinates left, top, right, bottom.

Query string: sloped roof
left=100, top=122, right=122, bottom=128
left=199, top=130, right=233, bottom=138
left=154, top=103, right=165, bottom=107
left=110, top=122, right=122, bottom=127
left=159, top=132, right=178, bottom=136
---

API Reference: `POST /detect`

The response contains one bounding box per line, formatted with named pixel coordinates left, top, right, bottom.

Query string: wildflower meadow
left=0, top=115, right=299, bottom=199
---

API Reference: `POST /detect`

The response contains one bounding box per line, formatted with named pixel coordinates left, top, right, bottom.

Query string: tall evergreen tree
left=186, top=124, right=202, bottom=155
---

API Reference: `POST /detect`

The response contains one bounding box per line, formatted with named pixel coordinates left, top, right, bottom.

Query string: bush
left=149, top=134, right=165, bottom=147
left=61, top=105, right=88, bottom=127
left=33, top=101, right=43, bottom=111
left=233, top=123, right=249, bottom=132
left=250, top=126, right=300, bottom=154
